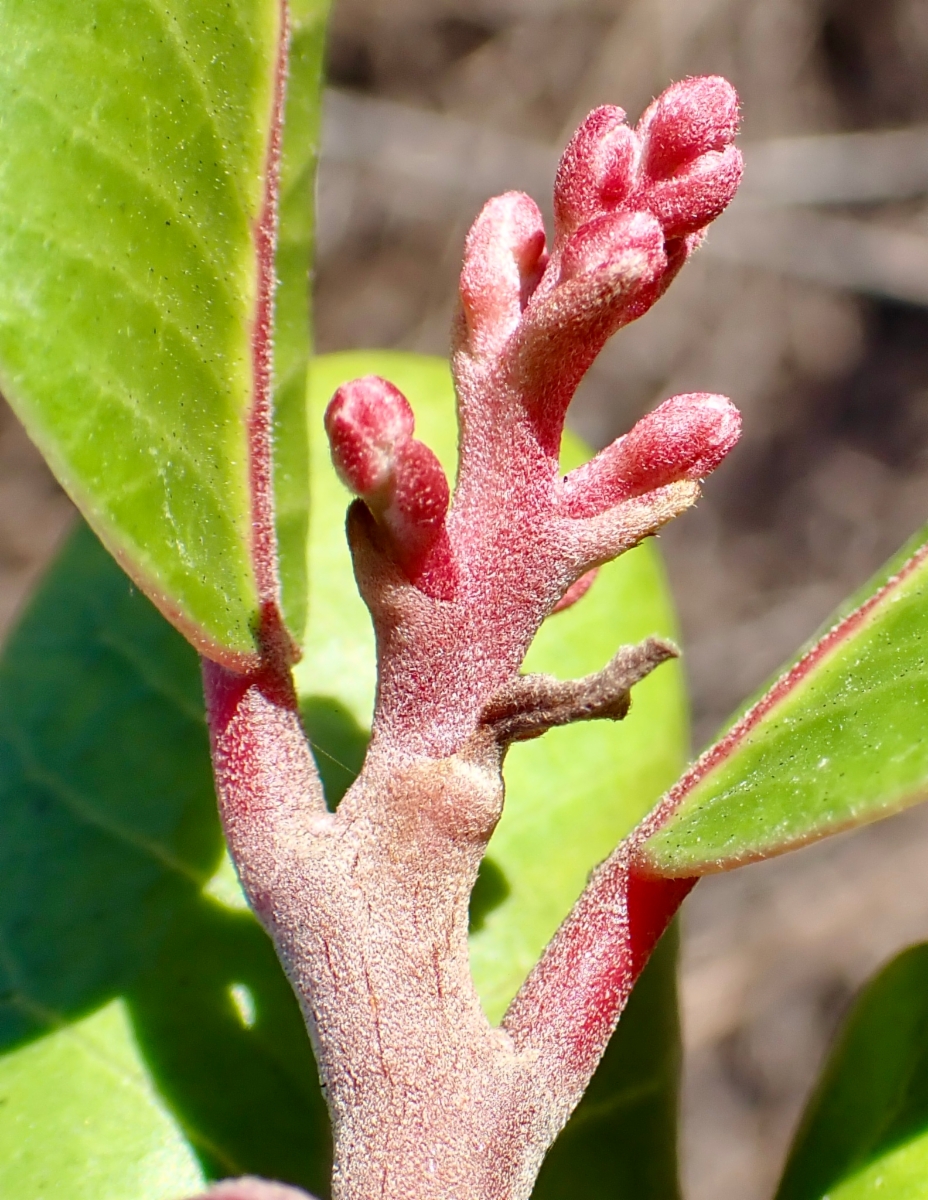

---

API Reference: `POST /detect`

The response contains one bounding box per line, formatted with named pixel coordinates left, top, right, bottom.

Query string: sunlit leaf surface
left=641, top=526, right=928, bottom=875
left=0, top=0, right=326, bottom=661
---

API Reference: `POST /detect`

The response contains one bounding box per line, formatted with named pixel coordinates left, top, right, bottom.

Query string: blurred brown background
left=4, top=0, right=928, bottom=1196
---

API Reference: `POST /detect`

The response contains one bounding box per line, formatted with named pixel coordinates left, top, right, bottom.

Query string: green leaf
left=300, top=350, right=690, bottom=1199
left=640, top=526, right=928, bottom=876
left=0, top=525, right=330, bottom=1198
left=0, top=1001, right=203, bottom=1200
left=0, top=0, right=326, bottom=663
left=776, top=942, right=928, bottom=1200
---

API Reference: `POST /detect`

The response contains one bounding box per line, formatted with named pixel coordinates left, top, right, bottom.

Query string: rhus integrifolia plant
left=5, top=7, right=928, bottom=1199
left=201, top=77, right=743, bottom=1200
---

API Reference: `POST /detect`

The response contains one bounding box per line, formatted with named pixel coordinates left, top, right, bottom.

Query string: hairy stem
left=203, top=638, right=688, bottom=1200
left=200, top=74, right=745, bottom=1200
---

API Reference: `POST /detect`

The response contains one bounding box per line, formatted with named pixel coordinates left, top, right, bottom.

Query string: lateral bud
left=325, top=375, right=415, bottom=498
left=564, top=393, right=741, bottom=516
left=325, top=376, right=456, bottom=598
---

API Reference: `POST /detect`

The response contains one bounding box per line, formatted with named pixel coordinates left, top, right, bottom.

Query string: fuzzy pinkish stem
left=204, top=76, right=744, bottom=1200
left=502, top=853, right=696, bottom=1137
left=249, top=0, right=291, bottom=614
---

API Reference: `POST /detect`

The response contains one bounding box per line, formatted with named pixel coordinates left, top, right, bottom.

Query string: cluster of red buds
left=325, top=77, right=743, bottom=618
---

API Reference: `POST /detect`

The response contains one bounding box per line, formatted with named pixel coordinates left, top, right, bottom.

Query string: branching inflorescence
left=199, top=76, right=744, bottom=1200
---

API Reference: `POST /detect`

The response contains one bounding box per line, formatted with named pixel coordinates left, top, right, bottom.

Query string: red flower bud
left=638, top=143, right=743, bottom=238
left=388, top=439, right=451, bottom=545
left=632, top=76, right=743, bottom=238
left=638, top=76, right=740, bottom=180
left=325, top=376, right=455, bottom=598
left=460, top=192, right=547, bottom=352
left=325, top=376, right=415, bottom=499
left=553, top=106, right=640, bottom=239
left=618, top=392, right=742, bottom=495
left=563, top=392, right=741, bottom=516
left=557, top=210, right=664, bottom=285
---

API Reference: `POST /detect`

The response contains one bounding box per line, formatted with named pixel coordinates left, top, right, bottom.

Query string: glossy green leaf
left=0, top=525, right=330, bottom=1198
left=0, top=0, right=326, bottom=662
left=641, top=526, right=928, bottom=876
left=776, top=942, right=928, bottom=1200
left=0, top=1001, right=203, bottom=1200
left=300, top=350, right=690, bottom=1198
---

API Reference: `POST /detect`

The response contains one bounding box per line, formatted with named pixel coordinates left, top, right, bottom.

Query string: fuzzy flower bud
left=553, top=106, right=640, bottom=239
left=618, top=392, right=742, bottom=493
left=557, top=210, right=664, bottom=285
left=388, top=439, right=452, bottom=549
left=325, top=376, right=455, bottom=597
left=563, top=393, right=741, bottom=516
left=637, top=144, right=743, bottom=239
left=502, top=77, right=741, bottom=422
left=324, top=375, right=415, bottom=499
left=634, top=77, right=743, bottom=238
left=638, top=76, right=740, bottom=180
left=512, top=210, right=666, bottom=428
left=460, top=192, right=547, bottom=354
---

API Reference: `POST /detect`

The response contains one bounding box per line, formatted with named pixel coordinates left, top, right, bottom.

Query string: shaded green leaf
left=0, top=525, right=330, bottom=1198
left=776, top=942, right=928, bottom=1200
left=0, top=0, right=326, bottom=662
left=640, top=527, right=928, bottom=876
